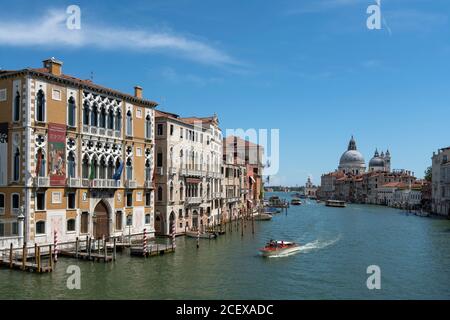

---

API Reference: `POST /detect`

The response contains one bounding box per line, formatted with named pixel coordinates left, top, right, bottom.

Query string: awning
left=249, top=176, right=256, bottom=183
left=186, top=178, right=202, bottom=184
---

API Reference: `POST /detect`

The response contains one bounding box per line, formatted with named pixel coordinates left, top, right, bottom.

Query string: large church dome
left=338, top=136, right=366, bottom=174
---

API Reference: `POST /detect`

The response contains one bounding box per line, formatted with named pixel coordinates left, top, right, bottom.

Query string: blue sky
left=1, top=0, right=449, bottom=186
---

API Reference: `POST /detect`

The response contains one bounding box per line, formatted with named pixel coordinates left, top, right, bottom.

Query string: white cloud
left=0, top=9, right=238, bottom=67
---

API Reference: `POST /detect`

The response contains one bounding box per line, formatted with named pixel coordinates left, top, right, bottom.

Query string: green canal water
left=1, top=192, right=450, bottom=300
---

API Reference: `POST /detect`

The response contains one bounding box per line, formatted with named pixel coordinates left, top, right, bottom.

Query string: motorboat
left=259, top=240, right=301, bottom=257
left=291, top=198, right=302, bottom=206
left=253, top=213, right=273, bottom=221
left=325, top=200, right=347, bottom=208
left=267, top=196, right=289, bottom=208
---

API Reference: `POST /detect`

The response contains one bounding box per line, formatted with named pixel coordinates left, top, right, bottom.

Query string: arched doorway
left=94, top=200, right=110, bottom=239
left=192, top=210, right=199, bottom=230
left=155, top=214, right=161, bottom=234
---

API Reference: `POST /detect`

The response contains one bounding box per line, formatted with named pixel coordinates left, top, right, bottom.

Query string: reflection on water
left=1, top=192, right=450, bottom=300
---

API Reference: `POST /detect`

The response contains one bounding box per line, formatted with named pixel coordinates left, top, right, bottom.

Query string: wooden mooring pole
left=9, top=243, right=13, bottom=269
left=113, top=238, right=117, bottom=261
left=21, top=244, right=26, bottom=270
left=75, top=237, right=79, bottom=258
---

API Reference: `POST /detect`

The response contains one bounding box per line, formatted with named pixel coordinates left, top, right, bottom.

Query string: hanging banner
left=48, top=123, right=66, bottom=186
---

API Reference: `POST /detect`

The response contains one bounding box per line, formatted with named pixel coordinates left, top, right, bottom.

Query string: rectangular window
left=170, top=125, right=174, bottom=136
left=36, top=192, right=45, bottom=210
left=0, top=223, right=4, bottom=237
left=36, top=221, right=46, bottom=235
left=145, top=192, right=151, bottom=207
left=67, top=193, right=76, bottom=209
left=0, top=89, right=6, bottom=101
left=145, top=214, right=151, bottom=224
left=157, top=152, right=163, bottom=167
left=67, top=219, right=76, bottom=232
left=52, top=89, right=61, bottom=101
left=157, top=124, right=164, bottom=136
left=12, top=194, right=19, bottom=210
left=115, top=211, right=123, bottom=230
left=126, top=192, right=133, bottom=207
left=0, top=194, right=4, bottom=214
left=180, top=128, right=183, bottom=139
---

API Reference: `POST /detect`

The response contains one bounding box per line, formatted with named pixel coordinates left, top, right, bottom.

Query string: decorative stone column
left=18, top=206, right=25, bottom=247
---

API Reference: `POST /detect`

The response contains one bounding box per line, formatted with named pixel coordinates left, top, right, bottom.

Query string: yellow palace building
left=0, top=58, right=157, bottom=248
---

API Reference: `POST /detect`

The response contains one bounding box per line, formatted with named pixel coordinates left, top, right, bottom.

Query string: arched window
left=157, top=186, right=163, bottom=201
left=180, top=149, right=184, bottom=168
left=100, top=106, right=106, bottom=128
left=83, top=102, right=90, bottom=126
left=13, top=148, right=20, bottom=181
left=180, top=183, right=184, bottom=201
left=13, top=91, right=20, bottom=122
left=115, top=110, right=122, bottom=133
left=82, top=155, right=89, bottom=179
left=145, top=159, right=151, bottom=181
left=126, top=110, right=132, bottom=136
left=36, top=89, right=45, bottom=122
left=145, top=114, right=152, bottom=139
left=91, top=104, right=98, bottom=127
left=126, top=158, right=133, bottom=180
left=36, top=148, right=46, bottom=177
left=108, top=108, right=114, bottom=130
left=36, top=221, right=46, bottom=235
left=107, top=158, right=115, bottom=179
left=67, top=151, right=75, bottom=178
left=169, top=182, right=174, bottom=201
left=91, top=157, right=98, bottom=179
left=99, top=157, right=107, bottom=179
left=200, top=183, right=203, bottom=198
left=67, top=219, right=76, bottom=232
left=67, top=96, right=76, bottom=127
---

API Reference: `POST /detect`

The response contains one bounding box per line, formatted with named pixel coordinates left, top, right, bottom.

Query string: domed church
left=338, top=136, right=366, bottom=175
left=338, top=136, right=391, bottom=175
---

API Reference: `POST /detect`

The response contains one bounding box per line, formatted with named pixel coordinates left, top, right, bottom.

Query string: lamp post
left=18, top=205, right=25, bottom=247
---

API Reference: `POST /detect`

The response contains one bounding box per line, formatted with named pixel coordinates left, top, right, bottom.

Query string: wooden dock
left=130, top=243, right=175, bottom=257
left=0, top=243, right=54, bottom=273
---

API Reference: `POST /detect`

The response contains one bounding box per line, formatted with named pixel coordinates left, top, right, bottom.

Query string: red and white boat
left=259, top=240, right=301, bottom=257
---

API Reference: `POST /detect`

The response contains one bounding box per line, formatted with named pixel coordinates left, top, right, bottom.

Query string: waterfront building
left=223, top=136, right=265, bottom=212
left=320, top=136, right=418, bottom=206
left=0, top=58, right=157, bottom=248
left=222, top=146, right=247, bottom=222
left=154, top=111, right=223, bottom=235
left=431, top=147, right=450, bottom=216
left=304, top=176, right=318, bottom=198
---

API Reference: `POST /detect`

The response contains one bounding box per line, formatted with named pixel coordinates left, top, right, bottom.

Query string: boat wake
left=298, top=235, right=341, bottom=254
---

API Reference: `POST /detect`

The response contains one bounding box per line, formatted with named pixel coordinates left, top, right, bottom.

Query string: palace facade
left=0, top=58, right=156, bottom=247
left=431, top=147, right=450, bottom=216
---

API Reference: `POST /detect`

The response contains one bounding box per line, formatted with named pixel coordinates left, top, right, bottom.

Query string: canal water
left=1, top=192, right=450, bottom=300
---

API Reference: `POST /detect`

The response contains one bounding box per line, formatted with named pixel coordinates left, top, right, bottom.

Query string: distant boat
left=267, top=196, right=289, bottom=208
left=291, top=198, right=302, bottom=206
left=325, top=200, right=346, bottom=208
left=185, top=230, right=217, bottom=239
left=254, top=213, right=273, bottom=221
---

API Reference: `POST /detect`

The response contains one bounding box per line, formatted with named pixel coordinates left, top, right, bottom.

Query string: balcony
left=12, top=208, right=20, bottom=215
left=0, top=208, right=4, bottom=214
left=240, top=188, right=249, bottom=194
left=156, top=167, right=164, bottom=176
left=81, top=178, right=121, bottom=189
left=67, top=177, right=81, bottom=188
left=227, top=197, right=240, bottom=203
left=33, top=176, right=50, bottom=188
left=169, top=167, right=177, bottom=175
left=82, top=125, right=121, bottom=138
left=213, top=192, right=222, bottom=199
left=125, top=180, right=137, bottom=189
left=144, top=180, right=154, bottom=189
left=186, top=197, right=202, bottom=205
left=180, top=169, right=204, bottom=177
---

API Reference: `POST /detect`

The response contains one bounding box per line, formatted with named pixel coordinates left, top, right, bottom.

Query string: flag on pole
left=112, top=160, right=124, bottom=181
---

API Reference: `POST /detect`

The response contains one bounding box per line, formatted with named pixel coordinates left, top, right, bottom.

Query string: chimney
left=134, top=86, right=143, bottom=99
left=43, top=57, right=63, bottom=76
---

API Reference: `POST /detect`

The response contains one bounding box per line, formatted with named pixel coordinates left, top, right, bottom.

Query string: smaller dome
left=369, top=157, right=385, bottom=167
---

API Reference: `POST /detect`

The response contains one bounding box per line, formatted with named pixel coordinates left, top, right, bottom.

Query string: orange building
left=0, top=58, right=157, bottom=248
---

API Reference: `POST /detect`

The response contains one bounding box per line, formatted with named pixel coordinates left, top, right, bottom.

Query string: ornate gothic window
left=145, top=114, right=152, bottom=139
left=13, top=91, right=20, bottom=122
left=83, top=102, right=90, bottom=125
left=36, top=89, right=45, bottom=122
left=67, top=151, right=76, bottom=178
left=126, top=110, right=132, bottom=136
left=13, top=147, right=20, bottom=181
left=126, top=157, right=133, bottom=180
left=67, top=97, right=76, bottom=127
left=91, top=104, right=98, bottom=127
